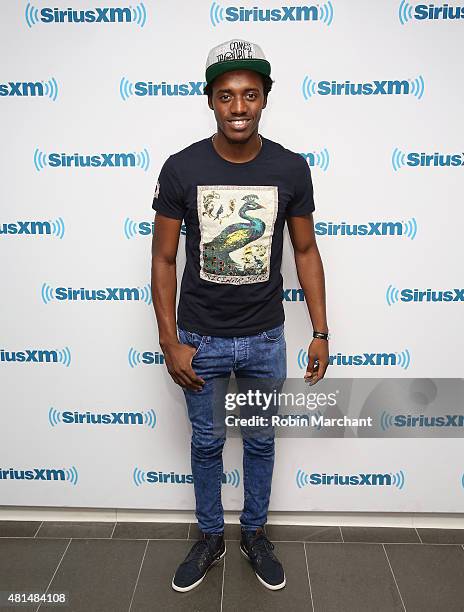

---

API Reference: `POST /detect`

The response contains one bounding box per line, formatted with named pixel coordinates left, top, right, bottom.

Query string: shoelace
left=184, top=539, right=211, bottom=565
left=248, top=533, right=278, bottom=562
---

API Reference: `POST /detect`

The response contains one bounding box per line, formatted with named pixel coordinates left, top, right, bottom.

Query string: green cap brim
left=206, top=59, right=271, bottom=85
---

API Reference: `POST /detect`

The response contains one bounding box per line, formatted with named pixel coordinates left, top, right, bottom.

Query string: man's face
left=208, top=70, right=267, bottom=143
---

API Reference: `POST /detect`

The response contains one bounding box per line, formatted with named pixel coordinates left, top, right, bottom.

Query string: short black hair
left=204, top=73, right=273, bottom=99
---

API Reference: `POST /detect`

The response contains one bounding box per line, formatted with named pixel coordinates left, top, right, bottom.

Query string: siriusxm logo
left=1, top=347, right=71, bottom=367
left=25, top=3, right=147, bottom=27
left=133, top=468, right=240, bottom=487
left=209, top=1, right=334, bottom=26
left=34, top=148, right=150, bottom=172
left=282, top=288, right=304, bottom=302
left=49, top=407, right=156, bottom=428
left=399, top=1, right=464, bottom=23
left=296, top=469, right=405, bottom=489
left=41, top=283, right=152, bottom=305
left=128, top=347, right=165, bottom=367
left=0, top=78, right=58, bottom=101
left=120, top=78, right=206, bottom=100
left=315, top=218, right=417, bottom=239
left=386, top=285, right=464, bottom=305
left=392, top=148, right=464, bottom=170
left=381, top=411, right=464, bottom=430
left=297, top=349, right=411, bottom=369
left=124, top=218, right=186, bottom=239
left=0, top=218, right=65, bottom=238
left=302, top=75, right=424, bottom=100
left=0, top=466, right=78, bottom=485
left=299, top=149, right=330, bottom=172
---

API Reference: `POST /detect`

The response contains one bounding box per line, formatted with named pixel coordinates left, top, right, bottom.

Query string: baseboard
left=1, top=506, right=463, bottom=529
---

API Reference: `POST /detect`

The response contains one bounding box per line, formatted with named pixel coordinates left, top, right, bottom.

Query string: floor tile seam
left=220, top=551, right=226, bottom=612
left=35, top=538, right=72, bottom=612
left=303, top=542, right=315, bottom=612
left=33, top=522, right=43, bottom=538
left=128, top=539, right=149, bottom=612
left=382, top=543, right=407, bottom=612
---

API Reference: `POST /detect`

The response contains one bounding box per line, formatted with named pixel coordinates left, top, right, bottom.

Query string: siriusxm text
left=308, top=472, right=395, bottom=486
left=315, top=221, right=404, bottom=236
left=222, top=6, right=319, bottom=21
left=413, top=4, right=464, bottom=20
left=393, top=414, right=464, bottom=427
left=35, top=7, right=134, bottom=23
left=399, top=289, right=464, bottom=302
left=314, top=80, right=411, bottom=96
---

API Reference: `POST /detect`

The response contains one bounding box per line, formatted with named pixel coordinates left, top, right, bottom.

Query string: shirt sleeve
left=286, top=156, right=316, bottom=217
left=151, top=156, right=185, bottom=220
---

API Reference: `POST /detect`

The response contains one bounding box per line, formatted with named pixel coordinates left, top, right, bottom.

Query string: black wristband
left=313, top=331, right=329, bottom=340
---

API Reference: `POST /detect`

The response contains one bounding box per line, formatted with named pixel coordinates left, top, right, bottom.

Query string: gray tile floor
left=0, top=521, right=463, bottom=611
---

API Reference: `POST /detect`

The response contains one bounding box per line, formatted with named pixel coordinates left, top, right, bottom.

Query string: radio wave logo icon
left=380, top=411, right=395, bottom=431
left=128, top=347, right=143, bottom=368
left=58, top=347, right=72, bottom=367
left=296, top=469, right=310, bottom=488
left=297, top=349, right=309, bottom=370
left=136, top=148, right=150, bottom=172
left=395, top=349, right=411, bottom=370
left=222, top=469, right=240, bottom=488
left=33, top=148, right=48, bottom=172
left=143, top=409, right=157, bottom=429
left=210, top=1, right=224, bottom=26
left=119, top=77, right=134, bottom=101
left=139, top=283, right=152, bottom=304
left=402, top=217, right=417, bottom=239
left=319, top=0, right=334, bottom=25
left=386, top=284, right=400, bottom=306
left=25, top=2, right=39, bottom=27
left=399, top=0, right=414, bottom=24
left=65, top=466, right=79, bottom=486
left=302, top=76, right=317, bottom=100
left=42, top=77, right=59, bottom=101
left=41, top=282, right=55, bottom=304
left=124, top=217, right=138, bottom=239
left=392, top=147, right=407, bottom=171
left=48, top=407, right=62, bottom=427
left=390, top=470, right=405, bottom=489
left=131, top=2, right=147, bottom=27
left=313, top=148, right=330, bottom=171
left=409, top=74, right=425, bottom=99
left=133, top=466, right=147, bottom=487
left=50, top=217, right=65, bottom=239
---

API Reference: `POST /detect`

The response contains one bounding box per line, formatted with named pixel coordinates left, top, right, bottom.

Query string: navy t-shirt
left=152, top=136, right=315, bottom=337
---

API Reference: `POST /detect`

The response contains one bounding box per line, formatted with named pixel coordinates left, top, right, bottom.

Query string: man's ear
left=207, top=95, right=214, bottom=110
left=262, top=96, right=267, bottom=110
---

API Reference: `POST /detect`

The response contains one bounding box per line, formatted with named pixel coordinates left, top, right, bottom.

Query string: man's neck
left=212, top=130, right=262, bottom=163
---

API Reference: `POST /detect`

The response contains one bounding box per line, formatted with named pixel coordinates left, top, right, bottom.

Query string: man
left=151, top=39, right=329, bottom=592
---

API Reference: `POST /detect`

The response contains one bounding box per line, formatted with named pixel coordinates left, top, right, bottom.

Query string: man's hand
left=304, top=338, right=329, bottom=386
left=162, top=341, right=206, bottom=392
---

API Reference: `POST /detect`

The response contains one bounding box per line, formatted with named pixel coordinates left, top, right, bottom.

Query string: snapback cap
left=205, top=39, right=271, bottom=85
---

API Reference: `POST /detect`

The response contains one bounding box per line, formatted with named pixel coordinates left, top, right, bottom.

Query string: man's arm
left=151, top=213, right=205, bottom=391
left=286, top=213, right=329, bottom=384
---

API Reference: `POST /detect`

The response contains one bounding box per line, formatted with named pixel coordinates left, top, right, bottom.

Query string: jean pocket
left=177, top=328, right=207, bottom=358
left=262, top=323, right=285, bottom=342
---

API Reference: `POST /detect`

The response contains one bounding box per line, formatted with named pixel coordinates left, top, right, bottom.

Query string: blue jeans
left=177, top=323, right=287, bottom=533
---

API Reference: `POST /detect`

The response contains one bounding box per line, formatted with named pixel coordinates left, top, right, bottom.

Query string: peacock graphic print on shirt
left=197, top=185, right=278, bottom=284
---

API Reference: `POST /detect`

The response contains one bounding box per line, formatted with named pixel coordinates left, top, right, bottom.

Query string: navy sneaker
left=240, top=527, right=286, bottom=590
left=172, top=532, right=226, bottom=592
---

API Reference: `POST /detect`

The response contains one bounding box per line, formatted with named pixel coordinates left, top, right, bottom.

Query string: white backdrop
left=1, top=0, right=463, bottom=512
